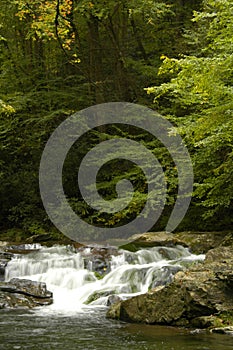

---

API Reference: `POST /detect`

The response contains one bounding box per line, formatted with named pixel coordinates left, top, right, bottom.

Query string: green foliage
left=0, top=0, right=232, bottom=236
left=147, top=0, right=233, bottom=226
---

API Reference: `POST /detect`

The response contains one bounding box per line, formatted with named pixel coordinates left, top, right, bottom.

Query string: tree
left=146, top=0, right=233, bottom=228
left=2, top=0, right=227, bottom=236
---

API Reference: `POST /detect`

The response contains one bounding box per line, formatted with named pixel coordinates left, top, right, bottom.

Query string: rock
left=190, top=316, right=223, bottom=329
left=205, top=245, right=233, bottom=263
left=107, top=301, right=121, bottom=319
left=0, top=278, right=53, bottom=309
left=25, top=234, right=85, bottom=247
left=107, top=295, right=122, bottom=306
left=25, top=233, right=54, bottom=243
left=1, top=278, right=53, bottom=298
left=121, top=231, right=233, bottom=254
left=85, top=290, right=116, bottom=304
left=211, top=326, right=233, bottom=335
left=0, top=251, right=14, bottom=281
left=107, top=277, right=219, bottom=324
left=120, top=232, right=188, bottom=252
left=174, top=232, right=229, bottom=254
left=4, top=244, right=41, bottom=255
left=107, top=246, right=233, bottom=329
left=78, top=245, right=119, bottom=276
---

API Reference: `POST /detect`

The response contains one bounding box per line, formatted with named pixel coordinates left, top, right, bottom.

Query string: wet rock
left=0, top=251, right=14, bottom=281
left=107, top=246, right=233, bottom=329
left=4, top=244, right=41, bottom=255
left=211, top=326, right=233, bottom=335
left=1, top=278, right=53, bottom=298
left=0, top=278, right=53, bottom=309
left=149, top=265, right=182, bottom=290
left=85, top=290, right=115, bottom=304
left=78, top=245, right=119, bottom=276
left=107, top=294, right=122, bottom=306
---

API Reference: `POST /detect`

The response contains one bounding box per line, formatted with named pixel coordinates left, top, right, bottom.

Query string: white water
left=5, top=245, right=205, bottom=314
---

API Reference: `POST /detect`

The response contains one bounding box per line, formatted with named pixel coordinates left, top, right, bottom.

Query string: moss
left=191, top=312, right=233, bottom=330
left=190, top=316, right=223, bottom=329
left=84, top=290, right=114, bottom=304
left=94, top=271, right=104, bottom=280
left=119, top=242, right=138, bottom=252
left=218, top=311, right=233, bottom=326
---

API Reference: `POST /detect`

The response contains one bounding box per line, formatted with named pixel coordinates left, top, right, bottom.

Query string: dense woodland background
left=0, top=0, right=232, bottom=240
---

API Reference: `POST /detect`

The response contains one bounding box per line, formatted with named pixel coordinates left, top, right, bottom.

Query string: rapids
left=5, top=244, right=205, bottom=314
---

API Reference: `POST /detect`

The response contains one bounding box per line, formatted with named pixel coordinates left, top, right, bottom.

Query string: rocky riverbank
left=1, top=230, right=233, bottom=334
left=107, top=231, right=233, bottom=334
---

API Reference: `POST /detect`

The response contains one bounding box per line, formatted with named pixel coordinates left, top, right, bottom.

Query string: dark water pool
left=0, top=308, right=233, bottom=350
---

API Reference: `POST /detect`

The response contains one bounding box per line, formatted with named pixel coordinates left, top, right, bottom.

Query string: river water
left=1, top=244, right=233, bottom=349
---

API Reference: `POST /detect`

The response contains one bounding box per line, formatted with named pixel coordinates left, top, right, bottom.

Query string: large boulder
left=107, top=246, right=233, bottom=329
left=0, top=278, right=53, bottom=309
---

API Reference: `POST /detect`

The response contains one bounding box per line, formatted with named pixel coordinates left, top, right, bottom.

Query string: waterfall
left=5, top=244, right=205, bottom=314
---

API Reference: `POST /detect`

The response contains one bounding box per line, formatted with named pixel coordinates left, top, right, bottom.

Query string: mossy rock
left=190, top=316, right=223, bottom=329
left=85, top=290, right=115, bottom=304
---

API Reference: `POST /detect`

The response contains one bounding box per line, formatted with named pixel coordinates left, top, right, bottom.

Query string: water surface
left=1, top=308, right=233, bottom=350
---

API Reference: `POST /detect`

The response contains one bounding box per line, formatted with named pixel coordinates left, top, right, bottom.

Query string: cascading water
left=5, top=244, right=205, bottom=314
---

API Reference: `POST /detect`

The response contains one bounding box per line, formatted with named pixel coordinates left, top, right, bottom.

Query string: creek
left=1, top=244, right=233, bottom=349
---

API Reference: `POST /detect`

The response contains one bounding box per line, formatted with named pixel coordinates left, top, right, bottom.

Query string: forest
left=0, top=0, right=232, bottom=240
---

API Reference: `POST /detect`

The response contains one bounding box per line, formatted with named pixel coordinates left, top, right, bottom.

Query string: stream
left=1, top=244, right=233, bottom=349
